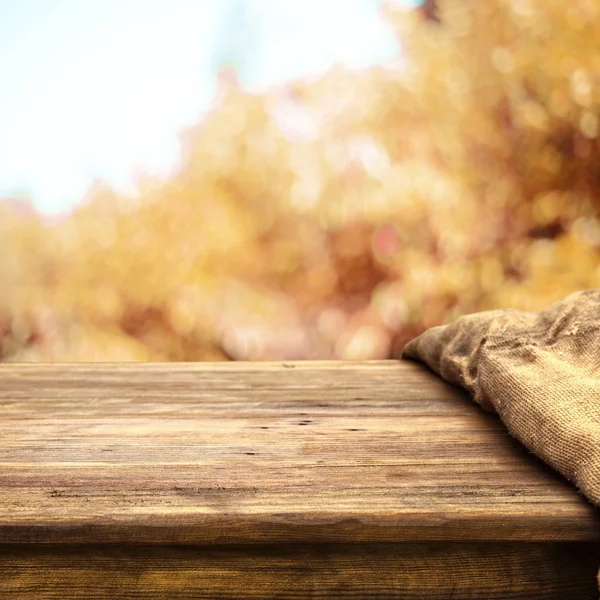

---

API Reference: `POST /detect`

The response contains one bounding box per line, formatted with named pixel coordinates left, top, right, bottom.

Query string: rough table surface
left=1, top=360, right=599, bottom=545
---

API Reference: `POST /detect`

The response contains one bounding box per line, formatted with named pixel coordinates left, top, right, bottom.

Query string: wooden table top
left=1, top=361, right=599, bottom=545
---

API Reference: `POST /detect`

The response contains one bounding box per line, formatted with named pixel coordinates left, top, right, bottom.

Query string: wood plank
left=2, top=542, right=599, bottom=600
left=1, top=361, right=599, bottom=544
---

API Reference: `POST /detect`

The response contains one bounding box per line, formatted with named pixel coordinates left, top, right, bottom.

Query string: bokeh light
left=2, top=0, right=600, bottom=362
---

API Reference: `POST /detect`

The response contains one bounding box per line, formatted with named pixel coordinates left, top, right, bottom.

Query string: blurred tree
left=420, top=0, right=439, bottom=21
left=3, top=0, right=600, bottom=362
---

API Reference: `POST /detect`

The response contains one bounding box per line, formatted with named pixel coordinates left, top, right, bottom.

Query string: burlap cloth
left=402, top=289, right=600, bottom=589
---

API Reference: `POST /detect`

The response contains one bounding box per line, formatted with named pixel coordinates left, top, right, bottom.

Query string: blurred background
left=2, top=0, right=600, bottom=361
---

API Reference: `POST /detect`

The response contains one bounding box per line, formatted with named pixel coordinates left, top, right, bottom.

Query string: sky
left=0, top=0, right=404, bottom=214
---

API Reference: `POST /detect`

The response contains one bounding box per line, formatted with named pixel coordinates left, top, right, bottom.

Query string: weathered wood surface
left=2, top=361, right=600, bottom=598
left=2, top=542, right=599, bottom=600
left=1, top=361, right=599, bottom=545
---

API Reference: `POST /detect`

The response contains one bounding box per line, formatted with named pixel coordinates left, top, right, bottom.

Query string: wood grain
left=2, top=542, right=599, bottom=600
left=1, top=361, right=599, bottom=545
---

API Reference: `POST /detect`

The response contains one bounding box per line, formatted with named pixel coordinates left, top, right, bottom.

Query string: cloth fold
left=402, top=289, right=600, bottom=592
left=402, top=289, right=600, bottom=506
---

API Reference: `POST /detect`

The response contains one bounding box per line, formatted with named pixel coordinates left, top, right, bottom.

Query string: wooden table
left=1, top=361, right=599, bottom=599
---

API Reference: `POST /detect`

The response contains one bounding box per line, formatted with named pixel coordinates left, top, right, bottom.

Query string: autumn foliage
left=3, top=0, right=600, bottom=362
